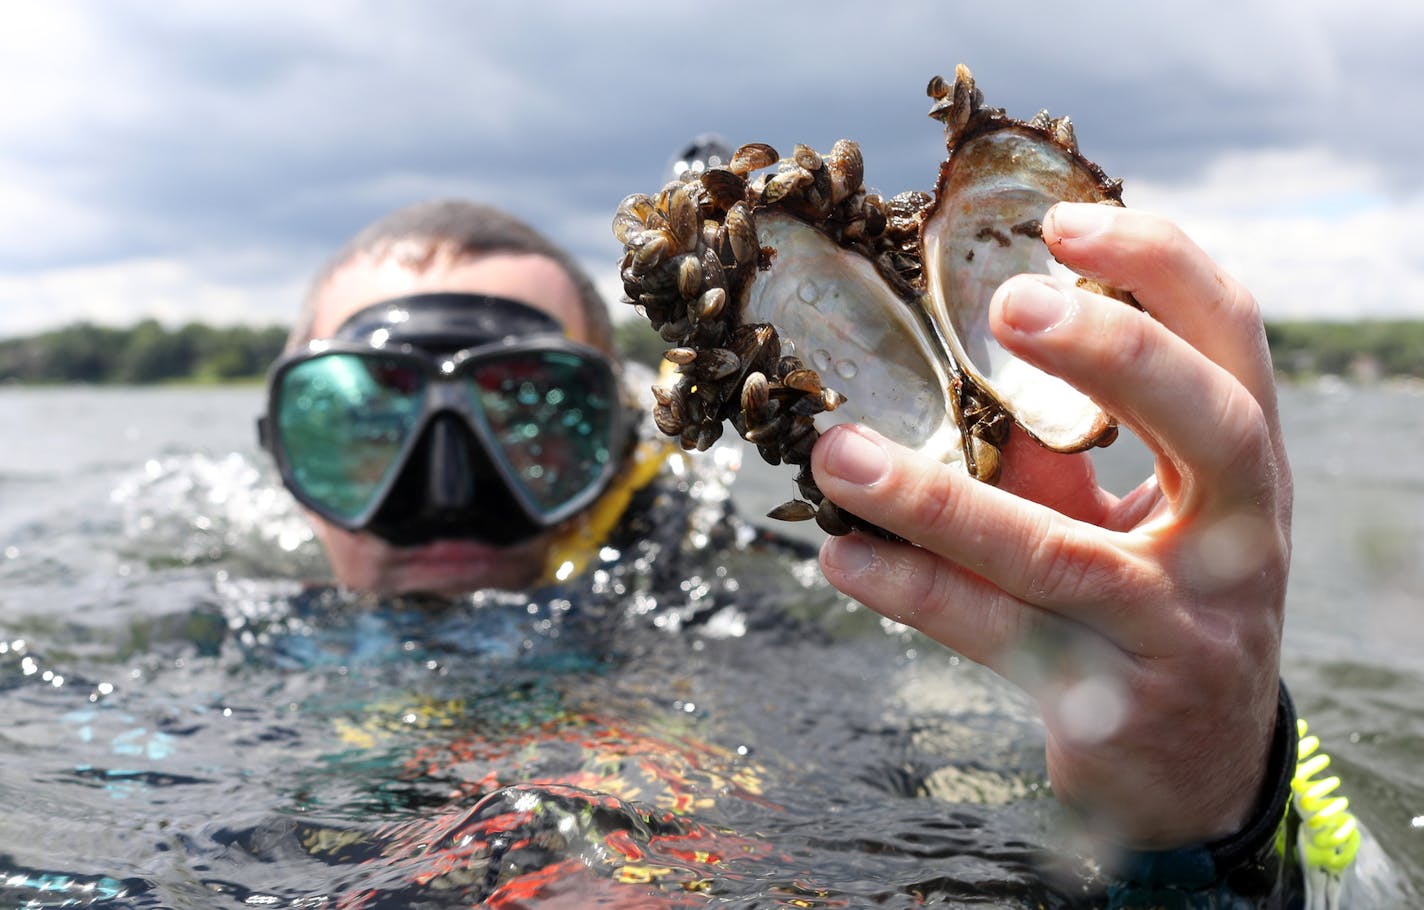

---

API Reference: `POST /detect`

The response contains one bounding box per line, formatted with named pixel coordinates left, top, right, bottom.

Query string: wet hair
left=288, top=200, right=614, bottom=355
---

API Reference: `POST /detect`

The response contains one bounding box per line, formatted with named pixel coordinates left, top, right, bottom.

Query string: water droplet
left=1195, top=512, right=1273, bottom=583
left=797, top=278, right=820, bottom=304
left=834, top=359, right=858, bottom=380
left=1057, top=675, right=1127, bottom=745
left=812, top=348, right=833, bottom=371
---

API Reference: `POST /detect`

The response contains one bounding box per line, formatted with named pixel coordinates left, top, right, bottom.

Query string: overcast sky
left=2, top=1, right=1421, bottom=339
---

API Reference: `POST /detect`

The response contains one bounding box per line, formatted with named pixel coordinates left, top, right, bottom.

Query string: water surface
left=0, top=383, right=1420, bottom=906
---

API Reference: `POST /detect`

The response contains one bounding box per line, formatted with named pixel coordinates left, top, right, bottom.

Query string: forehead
left=311, top=252, right=588, bottom=343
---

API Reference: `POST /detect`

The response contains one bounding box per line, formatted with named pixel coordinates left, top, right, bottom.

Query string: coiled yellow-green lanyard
left=1292, top=718, right=1360, bottom=909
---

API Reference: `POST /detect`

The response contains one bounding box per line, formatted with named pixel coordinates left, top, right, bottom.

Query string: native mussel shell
left=613, top=64, right=1132, bottom=536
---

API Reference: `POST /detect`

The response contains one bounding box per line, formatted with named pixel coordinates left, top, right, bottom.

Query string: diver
left=257, top=196, right=1362, bottom=908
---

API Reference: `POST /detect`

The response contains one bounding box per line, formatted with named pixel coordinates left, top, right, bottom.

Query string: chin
left=312, top=517, right=548, bottom=596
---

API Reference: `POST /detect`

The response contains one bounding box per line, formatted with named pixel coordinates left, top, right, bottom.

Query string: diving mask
left=258, top=293, right=627, bottom=546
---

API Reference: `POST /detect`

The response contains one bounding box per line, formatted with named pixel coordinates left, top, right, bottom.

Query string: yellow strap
left=540, top=436, right=677, bottom=584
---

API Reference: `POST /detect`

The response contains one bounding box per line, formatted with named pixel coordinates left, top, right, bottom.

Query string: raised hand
left=812, top=202, right=1291, bottom=848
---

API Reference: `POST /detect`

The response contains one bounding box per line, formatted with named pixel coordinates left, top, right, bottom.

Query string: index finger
left=811, top=425, right=1158, bottom=634
left=1044, top=203, right=1279, bottom=419
left=990, top=273, right=1281, bottom=516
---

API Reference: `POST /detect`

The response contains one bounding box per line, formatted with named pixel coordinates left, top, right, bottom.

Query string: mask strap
left=332, top=293, right=564, bottom=348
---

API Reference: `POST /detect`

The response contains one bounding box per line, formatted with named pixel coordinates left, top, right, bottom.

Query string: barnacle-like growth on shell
left=613, top=64, right=1132, bottom=536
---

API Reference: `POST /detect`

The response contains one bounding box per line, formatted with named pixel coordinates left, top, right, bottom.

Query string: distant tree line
left=0, top=320, right=288, bottom=384
left=617, top=318, right=1424, bottom=381
left=1263, top=320, right=1424, bottom=381
left=1, top=317, right=1421, bottom=384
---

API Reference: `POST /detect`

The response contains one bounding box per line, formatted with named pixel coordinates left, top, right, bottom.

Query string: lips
left=401, top=539, right=508, bottom=567
left=390, top=536, right=547, bottom=594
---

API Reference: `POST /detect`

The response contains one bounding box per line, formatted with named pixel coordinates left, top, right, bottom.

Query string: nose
left=425, top=415, right=476, bottom=510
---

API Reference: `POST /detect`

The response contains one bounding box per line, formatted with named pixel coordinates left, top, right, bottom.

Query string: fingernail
left=823, top=535, right=875, bottom=574
left=996, top=275, right=1076, bottom=335
left=1047, top=201, right=1113, bottom=239
left=823, top=427, right=888, bottom=485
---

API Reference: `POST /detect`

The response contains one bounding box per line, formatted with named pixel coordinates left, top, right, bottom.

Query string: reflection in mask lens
left=468, top=351, right=615, bottom=515
left=276, top=354, right=425, bottom=521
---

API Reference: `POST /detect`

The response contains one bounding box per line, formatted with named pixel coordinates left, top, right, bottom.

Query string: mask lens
left=466, top=350, right=617, bottom=517
left=275, top=353, right=427, bottom=521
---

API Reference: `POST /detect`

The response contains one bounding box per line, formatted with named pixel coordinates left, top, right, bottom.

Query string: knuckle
left=1212, top=384, right=1272, bottom=475
left=1210, top=280, right=1263, bottom=336
left=1097, top=308, right=1157, bottom=378
left=1108, top=209, right=1185, bottom=278
left=1130, top=212, right=1185, bottom=262
left=1023, top=525, right=1083, bottom=600
left=1227, top=284, right=1262, bottom=324
left=900, top=458, right=967, bottom=536
left=1022, top=522, right=1119, bottom=605
left=899, top=557, right=960, bottom=628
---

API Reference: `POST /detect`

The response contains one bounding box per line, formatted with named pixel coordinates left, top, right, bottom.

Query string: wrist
left=1107, top=682, right=1298, bottom=900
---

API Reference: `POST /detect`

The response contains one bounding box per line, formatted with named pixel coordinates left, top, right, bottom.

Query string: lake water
left=0, top=382, right=1421, bottom=906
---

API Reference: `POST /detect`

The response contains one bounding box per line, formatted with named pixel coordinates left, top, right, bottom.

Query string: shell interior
left=742, top=211, right=967, bottom=471
left=922, top=127, right=1116, bottom=450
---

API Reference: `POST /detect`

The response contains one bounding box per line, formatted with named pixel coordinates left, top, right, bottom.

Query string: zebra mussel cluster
left=613, top=65, right=1131, bottom=535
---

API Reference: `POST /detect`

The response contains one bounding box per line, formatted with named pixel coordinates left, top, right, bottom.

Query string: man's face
left=303, top=251, right=593, bottom=596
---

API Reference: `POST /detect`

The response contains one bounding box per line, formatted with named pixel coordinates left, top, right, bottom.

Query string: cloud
left=1133, top=147, right=1424, bottom=320
left=0, top=1, right=1420, bottom=337
left=0, top=249, right=309, bottom=336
